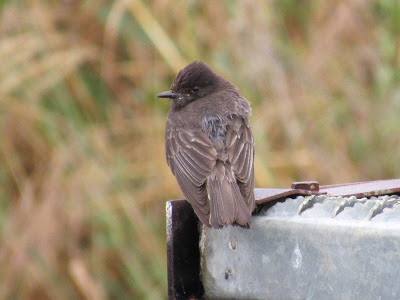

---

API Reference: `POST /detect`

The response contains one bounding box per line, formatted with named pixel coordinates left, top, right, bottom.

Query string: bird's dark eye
left=192, top=86, right=200, bottom=93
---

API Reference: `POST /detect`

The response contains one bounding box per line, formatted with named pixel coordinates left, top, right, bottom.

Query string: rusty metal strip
left=320, top=179, right=400, bottom=197
left=255, top=179, right=400, bottom=205
left=254, top=188, right=324, bottom=205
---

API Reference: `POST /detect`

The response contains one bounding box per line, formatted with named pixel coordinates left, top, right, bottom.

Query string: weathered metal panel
left=167, top=179, right=400, bottom=299
left=201, top=195, right=400, bottom=299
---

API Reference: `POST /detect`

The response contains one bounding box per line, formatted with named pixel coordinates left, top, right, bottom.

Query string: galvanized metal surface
left=167, top=178, right=400, bottom=299
left=201, top=194, right=400, bottom=299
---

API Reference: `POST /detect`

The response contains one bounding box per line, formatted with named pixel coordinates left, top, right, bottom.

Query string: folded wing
left=166, top=128, right=217, bottom=227
left=225, top=116, right=255, bottom=213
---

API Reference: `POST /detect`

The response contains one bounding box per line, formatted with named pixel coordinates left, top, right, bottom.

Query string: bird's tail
left=208, top=161, right=251, bottom=228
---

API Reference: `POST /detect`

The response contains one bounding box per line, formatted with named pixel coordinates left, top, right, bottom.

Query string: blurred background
left=0, top=0, right=399, bottom=299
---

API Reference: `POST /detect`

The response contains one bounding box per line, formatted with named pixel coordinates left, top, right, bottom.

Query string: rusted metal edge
left=254, top=188, right=325, bottom=205
left=255, top=179, right=400, bottom=205
left=320, top=179, right=400, bottom=197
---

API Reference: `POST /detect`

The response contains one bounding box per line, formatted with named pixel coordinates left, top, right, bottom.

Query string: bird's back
left=166, top=90, right=255, bottom=228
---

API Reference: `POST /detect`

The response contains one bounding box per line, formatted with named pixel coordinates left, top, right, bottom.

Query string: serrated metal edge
left=297, top=195, right=327, bottom=215
left=366, top=195, right=400, bottom=221
left=332, top=196, right=368, bottom=218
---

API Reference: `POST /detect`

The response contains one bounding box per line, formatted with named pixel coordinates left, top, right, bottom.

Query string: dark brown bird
left=156, top=61, right=255, bottom=228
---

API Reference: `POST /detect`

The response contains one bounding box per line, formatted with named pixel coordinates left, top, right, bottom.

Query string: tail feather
left=208, top=161, right=251, bottom=228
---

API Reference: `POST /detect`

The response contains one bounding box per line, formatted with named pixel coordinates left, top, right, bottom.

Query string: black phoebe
left=156, top=61, right=255, bottom=228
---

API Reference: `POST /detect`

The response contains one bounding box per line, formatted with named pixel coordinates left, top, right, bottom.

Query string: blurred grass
left=0, top=0, right=399, bottom=299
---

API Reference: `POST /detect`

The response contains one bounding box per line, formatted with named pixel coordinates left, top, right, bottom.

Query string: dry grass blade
left=125, top=0, right=187, bottom=71
left=69, top=258, right=105, bottom=300
left=0, top=34, right=44, bottom=75
left=0, top=37, right=98, bottom=99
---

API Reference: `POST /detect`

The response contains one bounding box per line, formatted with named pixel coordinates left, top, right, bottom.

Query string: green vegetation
left=0, top=1, right=399, bottom=299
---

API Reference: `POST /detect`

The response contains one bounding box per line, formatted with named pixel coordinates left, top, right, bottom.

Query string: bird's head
left=156, top=61, right=232, bottom=110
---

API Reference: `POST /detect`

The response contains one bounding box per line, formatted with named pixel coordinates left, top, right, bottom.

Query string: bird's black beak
left=156, top=90, right=180, bottom=99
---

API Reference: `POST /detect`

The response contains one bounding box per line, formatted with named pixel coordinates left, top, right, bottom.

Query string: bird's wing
left=166, top=128, right=217, bottom=226
left=225, top=115, right=255, bottom=211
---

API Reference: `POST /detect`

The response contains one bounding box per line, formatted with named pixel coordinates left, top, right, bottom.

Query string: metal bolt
left=291, top=181, right=320, bottom=192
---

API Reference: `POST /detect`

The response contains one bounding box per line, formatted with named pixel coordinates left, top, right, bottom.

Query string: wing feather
left=226, top=116, right=255, bottom=211
left=166, top=128, right=217, bottom=226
